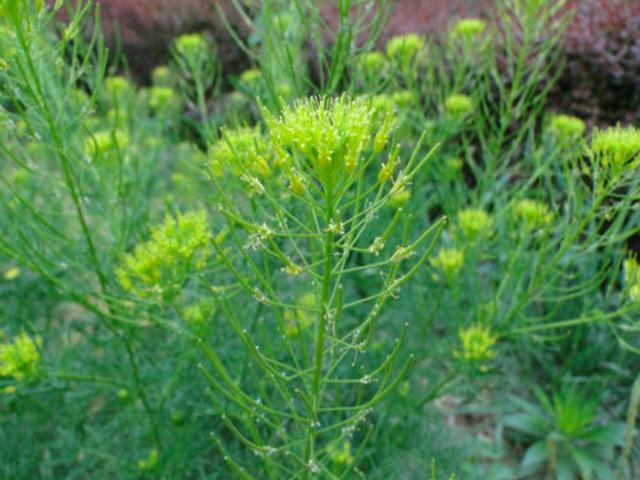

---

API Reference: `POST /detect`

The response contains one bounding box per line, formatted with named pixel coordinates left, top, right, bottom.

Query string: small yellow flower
left=240, top=68, right=261, bottom=87
left=390, top=90, right=417, bottom=109
left=327, top=441, right=354, bottom=466
left=151, top=65, right=172, bottom=86
left=174, top=33, right=208, bottom=61
left=116, top=210, right=211, bottom=300
left=430, top=247, right=464, bottom=277
left=267, top=95, right=378, bottom=178
left=549, top=113, right=585, bottom=142
left=104, top=76, right=133, bottom=99
left=386, top=34, right=425, bottom=66
left=209, top=127, right=271, bottom=178
left=446, top=157, right=464, bottom=172
left=591, top=125, right=640, bottom=172
left=458, top=208, right=493, bottom=238
left=3, top=385, right=17, bottom=395
left=4, top=267, right=20, bottom=281
left=149, top=86, right=177, bottom=112
left=456, top=323, right=497, bottom=364
left=513, top=199, right=553, bottom=230
left=444, top=94, right=473, bottom=116
left=624, top=256, right=640, bottom=304
left=357, top=51, right=387, bottom=76
left=183, top=301, right=214, bottom=333
left=0, top=331, right=41, bottom=381
left=451, top=18, right=487, bottom=39
left=83, top=129, right=129, bottom=159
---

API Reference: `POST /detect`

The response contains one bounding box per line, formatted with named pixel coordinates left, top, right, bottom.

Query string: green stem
left=305, top=180, right=335, bottom=476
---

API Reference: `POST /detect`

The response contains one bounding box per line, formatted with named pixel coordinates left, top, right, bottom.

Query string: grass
left=1, top=0, right=639, bottom=478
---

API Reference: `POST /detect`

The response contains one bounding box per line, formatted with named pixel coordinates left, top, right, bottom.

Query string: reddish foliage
left=49, top=0, right=640, bottom=124
left=52, top=0, right=248, bottom=82
left=553, top=0, right=640, bottom=125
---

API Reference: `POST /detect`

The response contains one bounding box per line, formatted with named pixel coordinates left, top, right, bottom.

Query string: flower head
left=591, top=125, right=640, bottom=172
left=458, top=208, right=493, bottom=238
left=149, top=86, right=178, bottom=112
left=174, top=33, right=209, bottom=61
left=4, top=267, right=20, bottom=281
left=116, top=210, right=211, bottom=300
left=513, top=199, right=553, bottom=230
left=451, top=18, right=487, bottom=38
left=240, top=68, right=262, bottom=88
left=152, top=65, right=172, bottom=87
left=386, top=34, right=425, bottom=66
left=83, top=129, right=130, bottom=159
left=104, top=76, right=133, bottom=100
left=0, top=331, right=41, bottom=381
left=430, top=247, right=464, bottom=277
left=624, top=256, right=640, bottom=304
left=456, top=323, right=497, bottom=364
left=267, top=95, right=378, bottom=176
left=549, top=114, right=585, bottom=142
left=209, top=127, right=271, bottom=178
left=444, top=94, right=473, bottom=116
left=357, top=51, right=387, bottom=76
left=327, top=441, right=354, bottom=466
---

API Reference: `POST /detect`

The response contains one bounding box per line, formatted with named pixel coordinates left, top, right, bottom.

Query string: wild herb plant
left=2, top=0, right=640, bottom=478
left=198, top=95, right=444, bottom=478
left=503, top=385, right=625, bottom=479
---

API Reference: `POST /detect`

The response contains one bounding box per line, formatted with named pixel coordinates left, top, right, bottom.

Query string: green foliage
left=503, top=386, right=625, bottom=479
left=0, top=0, right=639, bottom=478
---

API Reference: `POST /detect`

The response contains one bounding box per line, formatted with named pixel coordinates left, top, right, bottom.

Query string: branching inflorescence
left=200, top=95, right=444, bottom=478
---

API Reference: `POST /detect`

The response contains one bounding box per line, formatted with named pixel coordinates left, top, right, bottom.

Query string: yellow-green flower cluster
left=456, top=323, right=497, bottom=363
left=513, top=199, right=553, bottom=230
left=357, top=51, right=386, bottom=77
left=152, top=65, right=172, bottom=87
left=444, top=94, right=473, bottom=116
left=183, top=301, right=214, bottom=334
left=446, top=157, right=464, bottom=172
left=386, top=33, right=425, bottom=67
left=451, top=18, right=487, bottom=38
left=209, top=127, right=271, bottom=178
left=4, top=266, right=20, bottom=281
left=549, top=114, right=585, bottom=142
left=149, top=86, right=177, bottom=112
left=368, top=91, right=417, bottom=118
left=267, top=95, right=379, bottom=176
left=430, top=247, right=464, bottom=277
left=458, top=208, right=493, bottom=238
left=591, top=125, right=640, bottom=172
left=116, top=211, right=210, bottom=299
left=240, top=68, right=261, bottom=88
left=83, top=129, right=130, bottom=159
left=104, top=75, right=134, bottom=103
left=174, top=32, right=209, bottom=61
left=0, top=331, right=41, bottom=381
left=327, top=441, right=354, bottom=466
left=624, top=256, right=640, bottom=304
